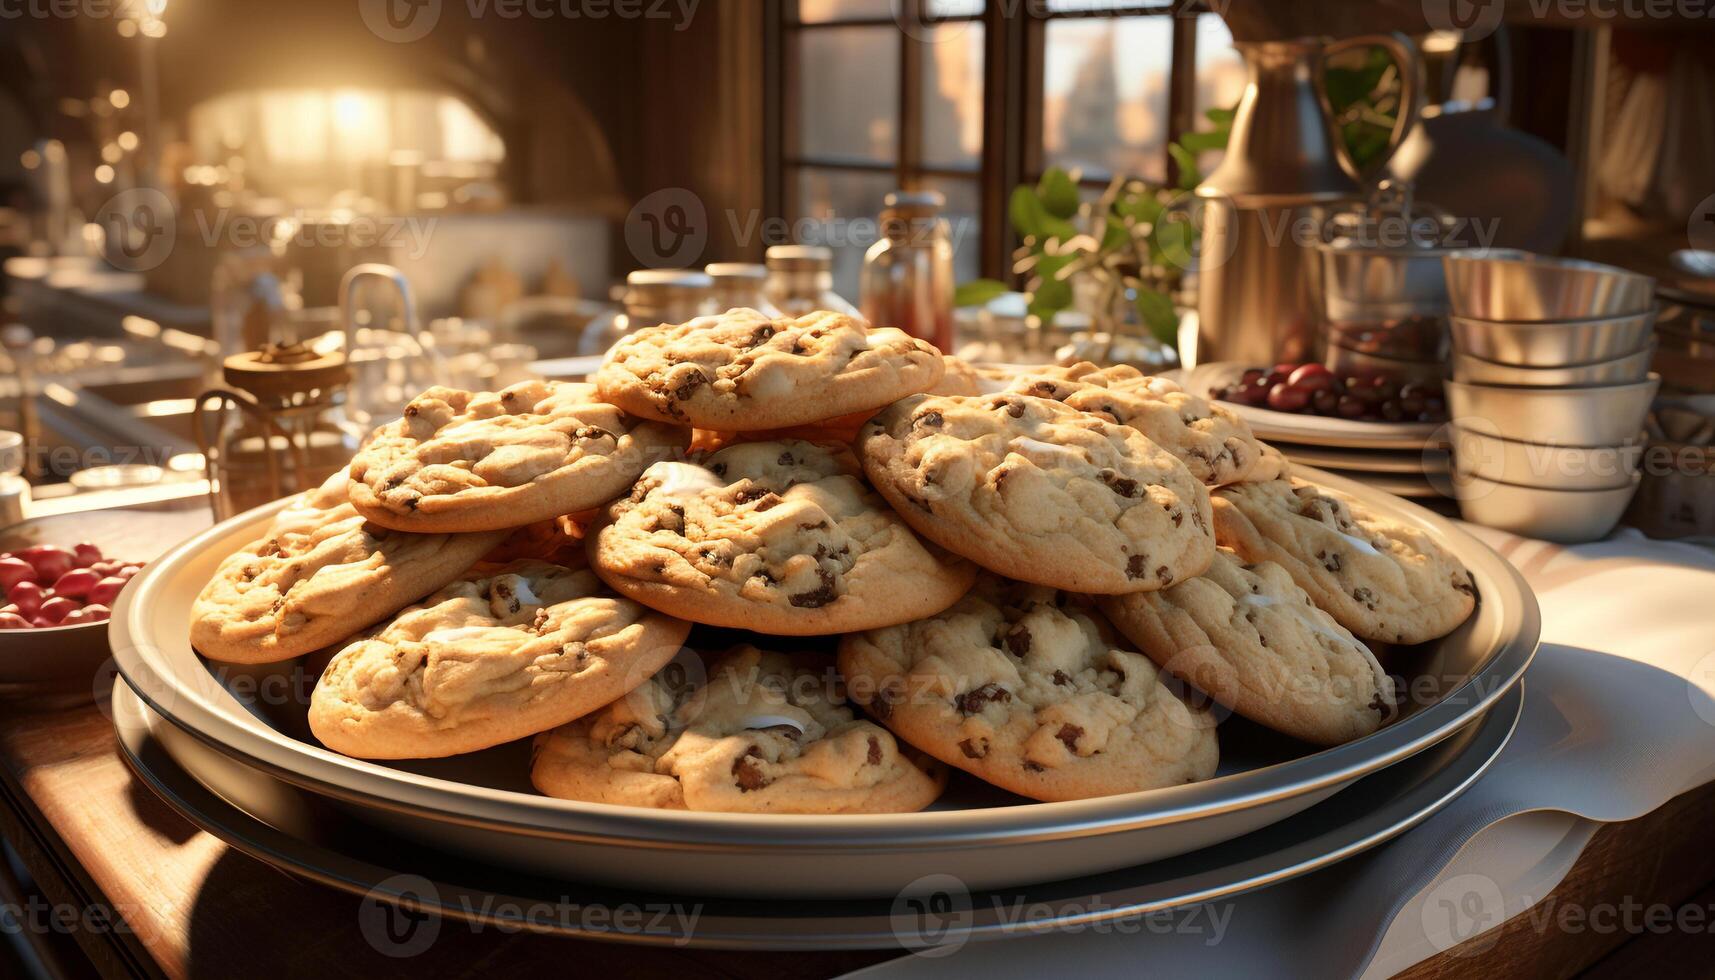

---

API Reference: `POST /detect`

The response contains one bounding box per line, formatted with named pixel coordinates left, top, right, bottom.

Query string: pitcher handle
left=1322, top=31, right=1423, bottom=183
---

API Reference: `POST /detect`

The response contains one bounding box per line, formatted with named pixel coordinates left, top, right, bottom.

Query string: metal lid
left=883, top=190, right=945, bottom=211
left=222, top=343, right=350, bottom=399
left=765, top=245, right=832, bottom=272
left=626, top=269, right=713, bottom=288
left=704, top=262, right=767, bottom=282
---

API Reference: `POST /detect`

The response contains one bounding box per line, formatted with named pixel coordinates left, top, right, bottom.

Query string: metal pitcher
left=1193, top=32, right=1422, bottom=368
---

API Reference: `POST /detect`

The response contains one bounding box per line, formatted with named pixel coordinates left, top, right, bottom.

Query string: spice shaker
left=860, top=190, right=956, bottom=351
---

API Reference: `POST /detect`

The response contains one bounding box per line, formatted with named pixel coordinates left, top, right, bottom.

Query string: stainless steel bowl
left=1324, top=342, right=1446, bottom=384
left=1443, top=250, right=1656, bottom=321
left=1449, top=309, right=1656, bottom=367
left=1453, top=472, right=1640, bottom=543
left=1444, top=375, right=1660, bottom=448
left=1449, top=425, right=1642, bottom=491
left=1449, top=341, right=1655, bottom=387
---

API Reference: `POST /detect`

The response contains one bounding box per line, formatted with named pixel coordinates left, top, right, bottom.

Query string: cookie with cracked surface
left=531, top=645, right=946, bottom=813
left=929, top=355, right=1012, bottom=396
left=857, top=391, right=1215, bottom=594
left=347, top=380, right=687, bottom=534
left=837, top=575, right=1219, bottom=802
left=1006, top=362, right=1262, bottom=486
left=1212, top=478, right=1477, bottom=645
left=1100, top=549, right=1395, bottom=745
left=309, top=559, right=692, bottom=759
left=592, top=308, right=944, bottom=430
left=588, top=440, right=976, bottom=634
left=191, top=471, right=507, bottom=665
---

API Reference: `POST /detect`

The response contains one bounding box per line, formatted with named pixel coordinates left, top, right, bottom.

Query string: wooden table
left=2, top=700, right=1712, bottom=979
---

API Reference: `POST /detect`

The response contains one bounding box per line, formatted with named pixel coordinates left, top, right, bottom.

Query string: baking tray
left=108, top=466, right=1537, bottom=898
left=113, top=679, right=1521, bottom=950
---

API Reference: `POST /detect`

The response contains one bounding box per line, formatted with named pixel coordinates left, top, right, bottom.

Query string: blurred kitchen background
left=0, top=0, right=1712, bottom=518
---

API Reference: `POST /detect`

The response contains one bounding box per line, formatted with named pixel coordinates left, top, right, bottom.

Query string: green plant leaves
left=953, top=277, right=1010, bottom=308
left=1134, top=288, right=1179, bottom=348
left=1037, top=167, right=1081, bottom=220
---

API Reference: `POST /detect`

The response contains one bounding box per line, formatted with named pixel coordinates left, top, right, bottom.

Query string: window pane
left=918, top=177, right=982, bottom=286
left=799, top=28, right=900, bottom=163
left=796, top=0, right=895, bottom=22
left=1192, top=14, right=1246, bottom=175
left=1041, top=0, right=1172, bottom=12
left=927, top=0, right=985, bottom=15
left=920, top=23, right=984, bottom=169
left=1041, top=16, right=1173, bottom=183
left=794, top=167, right=896, bottom=302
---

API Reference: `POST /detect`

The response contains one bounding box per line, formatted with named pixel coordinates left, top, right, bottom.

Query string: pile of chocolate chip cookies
left=189, top=308, right=1478, bottom=816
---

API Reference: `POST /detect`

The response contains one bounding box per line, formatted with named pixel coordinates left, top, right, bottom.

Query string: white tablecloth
left=850, top=528, right=1715, bottom=979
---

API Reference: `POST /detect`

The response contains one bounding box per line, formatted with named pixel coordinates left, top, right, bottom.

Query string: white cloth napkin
left=849, top=528, right=1715, bottom=979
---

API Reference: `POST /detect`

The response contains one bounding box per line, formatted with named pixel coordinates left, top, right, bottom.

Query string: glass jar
left=764, top=245, right=859, bottom=318
left=194, top=345, right=364, bottom=521
left=860, top=190, right=955, bottom=351
left=704, top=263, right=779, bottom=315
left=578, top=269, right=712, bottom=354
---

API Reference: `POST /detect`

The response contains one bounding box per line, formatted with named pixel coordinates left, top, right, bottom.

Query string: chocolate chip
left=1022, top=760, right=1046, bottom=773
left=732, top=748, right=769, bottom=791
left=1056, top=724, right=1083, bottom=751
left=1003, top=623, right=1031, bottom=657
left=1027, top=381, right=1059, bottom=397
left=954, top=683, right=1011, bottom=716
left=747, top=324, right=777, bottom=347
left=958, top=738, right=987, bottom=759
left=777, top=451, right=794, bottom=466
left=1156, top=565, right=1172, bottom=584
left=1052, top=669, right=1072, bottom=686
left=673, top=371, right=708, bottom=400
left=403, top=405, right=419, bottom=417
left=866, top=736, right=882, bottom=765
left=1319, top=550, right=1342, bottom=573
left=914, top=410, right=944, bottom=429
left=1098, top=468, right=1139, bottom=498
left=789, top=569, right=839, bottom=608
left=1352, top=586, right=1377, bottom=610
left=1126, top=555, right=1149, bottom=579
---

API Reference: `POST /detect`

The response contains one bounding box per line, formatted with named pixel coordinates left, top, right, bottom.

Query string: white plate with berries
left=1176, top=361, right=1450, bottom=451
left=0, top=505, right=210, bottom=706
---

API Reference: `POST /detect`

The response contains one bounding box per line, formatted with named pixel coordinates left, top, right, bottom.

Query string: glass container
left=764, top=245, right=859, bottom=318
left=860, top=190, right=956, bottom=350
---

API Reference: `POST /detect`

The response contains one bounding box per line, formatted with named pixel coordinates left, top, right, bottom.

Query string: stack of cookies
left=189, top=307, right=1479, bottom=816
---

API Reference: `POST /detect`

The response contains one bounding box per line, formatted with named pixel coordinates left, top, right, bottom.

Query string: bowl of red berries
left=0, top=512, right=155, bottom=706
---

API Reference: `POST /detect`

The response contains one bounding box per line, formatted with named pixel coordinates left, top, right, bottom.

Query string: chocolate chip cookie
left=531, top=645, right=946, bottom=813
left=191, top=471, right=507, bottom=665
left=588, top=440, right=976, bottom=634
left=1100, top=549, right=1395, bottom=745
left=1212, top=478, right=1477, bottom=644
left=838, top=575, right=1219, bottom=802
left=348, top=380, right=687, bottom=534
left=309, top=559, right=691, bottom=759
left=858, top=392, right=1215, bottom=595
left=593, top=308, right=944, bottom=430
left=1006, top=363, right=1262, bottom=486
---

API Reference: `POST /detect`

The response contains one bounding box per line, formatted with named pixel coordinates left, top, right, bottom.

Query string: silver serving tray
left=109, top=466, right=1538, bottom=899
left=113, top=680, right=1520, bottom=950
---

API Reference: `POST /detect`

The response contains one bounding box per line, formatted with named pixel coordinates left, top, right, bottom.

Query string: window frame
left=771, top=0, right=1223, bottom=283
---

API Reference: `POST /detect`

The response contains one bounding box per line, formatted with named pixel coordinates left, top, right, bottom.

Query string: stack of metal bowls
left=1442, top=250, right=1659, bottom=542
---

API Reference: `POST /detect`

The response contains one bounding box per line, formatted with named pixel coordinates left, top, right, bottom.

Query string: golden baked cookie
left=588, top=440, right=976, bottom=634
left=1212, top=478, right=1477, bottom=644
left=309, top=559, right=691, bottom=759
left=593, top=308, right=944, bottom=430
left=531, top=645, right=946, bottom=813
left=839, top=575, right=1219, bottom=802
left=1101, top=549, right=1395, bottom=745
left=348, top=380, right=687, bottom=533
left=1007, top=362, right=1263, bottom=486
left=191, top=471, right=506, bottom=665
left=858, top=391, right=1215, bottom=595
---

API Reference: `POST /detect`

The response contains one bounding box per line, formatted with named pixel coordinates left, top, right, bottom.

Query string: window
left=775, top=2, right=1243, bottom=296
